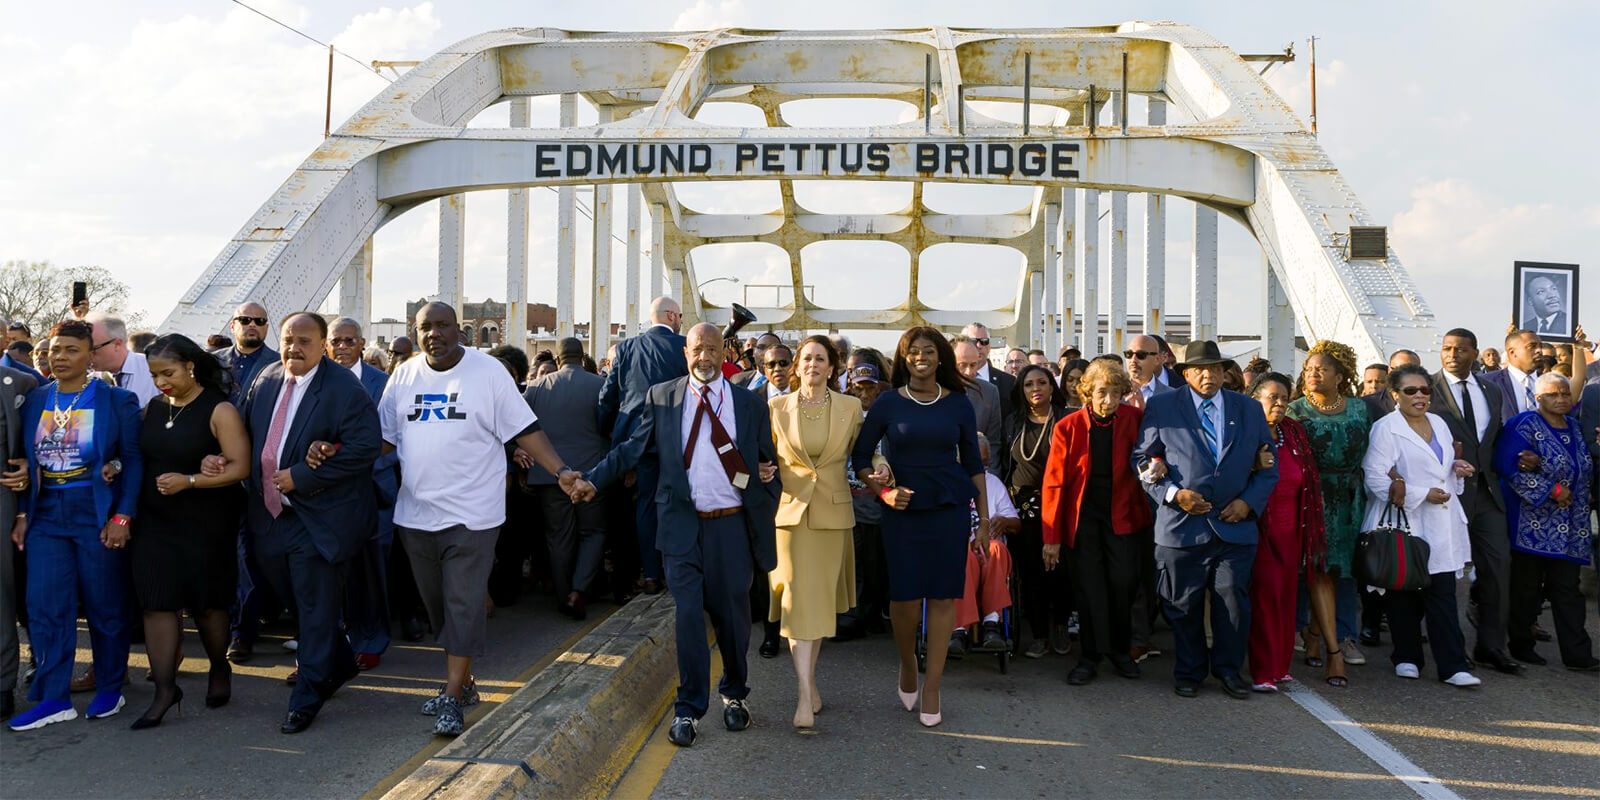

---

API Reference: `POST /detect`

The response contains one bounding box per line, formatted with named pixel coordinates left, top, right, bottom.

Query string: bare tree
left=0, top=260, right=143, bottom=333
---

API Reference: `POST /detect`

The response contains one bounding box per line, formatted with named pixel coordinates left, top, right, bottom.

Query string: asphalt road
left=628, top=591, right=1600, bottom=799
left=1, top=596, right=612, bottom=800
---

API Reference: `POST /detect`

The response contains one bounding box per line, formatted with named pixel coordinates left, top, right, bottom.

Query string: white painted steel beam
left=625, top=184, right=642, bottom=337
left=1059, top=188, right=1076, bottom=353
left=1080, top=189, right=1100, bottom=356
left=438, top=194, right=464, bottom=308
left=1264, top=251, right=1297, bottom=369
left=506, top=97, right=530, bottom=349
left=1144, top=99, right=1167, bottom=337
left=591, top=106, right=615, bottom=359
left=1191, top=204, right=1218, bottom=344
left=1042, top=200, right=1060, bottom=358
left=556, top=94, right=576, bottom=338
left=338, top=238, right=372, bottom=328
left=1110, top=190, right=1128, bottom=356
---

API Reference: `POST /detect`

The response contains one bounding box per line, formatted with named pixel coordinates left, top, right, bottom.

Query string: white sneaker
left=1443, top=671, right=1482, bottom=688
left=282, top=639, right=299, bottom=653
left=1395, top=663, right=1420, bottom=679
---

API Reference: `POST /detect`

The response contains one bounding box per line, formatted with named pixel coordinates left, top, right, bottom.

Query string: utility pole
left=1308, top=35, right=1319, bottom=134
left=324, top=44, right=334, bottom=138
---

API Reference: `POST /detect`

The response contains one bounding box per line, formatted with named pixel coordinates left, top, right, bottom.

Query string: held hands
left=1042, top=543, right=1061, bottom=571
left=0, top=458, right=27, bottom=492
left=1518, top=451, right=1541, bottom=472
left=306, top=441, right=337, bottom=469
left=759, top=461, right=777, bottom=483
left=1555, top=483, right=1574, bottom=508
left=1451, top=459, right=1476, bottom=479
left=1254, top=445, right=1275, bottom=471
left=880, top=486, right=915, bottom=510
left=870, top=463, right=893, bottom=486
left=559, top=470, right=596, bottom=503
left=10, top=517, right=24, bottom=550
left=1143, top=459, right=1169, bottom=482
left=154, top=472, right=191, bottom=495
left=100, top=517, right=129, bottom=550
left=1173, top=489, right=1211, bottom=515
left=512, top=447, right=535, bottom=470
left=1217, top=499, right=1252, bottom=523
left=201, top=455, right=228, bottom=477
left=272, top=468, right=296, bottom=495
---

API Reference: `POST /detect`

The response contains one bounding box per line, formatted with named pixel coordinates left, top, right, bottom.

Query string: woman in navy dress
left=852, top=327, right=987, bottom=728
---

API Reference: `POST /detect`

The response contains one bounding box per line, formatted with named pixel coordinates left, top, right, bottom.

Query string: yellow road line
left=609, top=651, right=721, bottom=800
left=360, top=612, right=611, bottom=800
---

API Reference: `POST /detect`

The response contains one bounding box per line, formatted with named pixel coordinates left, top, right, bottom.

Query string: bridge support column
left=625, top=184, right=642, bottom=337
left=338, top=238, right=372, bottom=329
left=506, top=97, right=530, bottom=350
left=556, top=93, right=577, bottom=338
left=1042, top=200, right=1060, bottom=357
left=1264, top=252, right=1297, bottom=370
left=1059, top=188, right=1076, bottom=353
left=1191, top=204, right=1218, bottom=344
left=649, top=202, right=665, bottom=302
left=1080, top=189, right=1100, bottom=355
left=438, top=194, right=464, bottom=308
left=1110, top=191, right=1129, bottom=357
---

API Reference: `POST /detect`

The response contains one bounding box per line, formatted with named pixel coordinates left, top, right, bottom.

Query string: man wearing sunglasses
left=210, top=302, right=278, bottom=406
left=759, top=343, right=793, bottom=401
left=961, top=322, right=1016, bottom=420
left=84, top=311, right=160, bottom=406
left=1125, top=335, right=1173, bottom=406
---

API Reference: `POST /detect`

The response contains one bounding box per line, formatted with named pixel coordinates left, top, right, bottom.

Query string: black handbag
left=1354, top=504, right=1432, bottom=592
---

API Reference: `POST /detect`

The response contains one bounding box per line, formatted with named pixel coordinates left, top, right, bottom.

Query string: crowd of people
left=0, top=297, right=1595, bottom=751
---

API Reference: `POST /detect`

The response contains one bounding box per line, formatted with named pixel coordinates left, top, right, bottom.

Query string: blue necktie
left=1523, top=376, right=1535, bottom=413
left=1199, top=398, right=1219, bottom=457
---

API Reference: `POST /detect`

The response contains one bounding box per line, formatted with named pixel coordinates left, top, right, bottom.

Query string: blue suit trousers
left=663, top=511, right=754, bottom=719
left=25, top=487, right=130, bottom=704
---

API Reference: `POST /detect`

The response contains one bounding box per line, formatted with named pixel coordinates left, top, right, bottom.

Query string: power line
left=542, top=186, right=637, bottom=250
left=228, top=0, right=384, bottom=77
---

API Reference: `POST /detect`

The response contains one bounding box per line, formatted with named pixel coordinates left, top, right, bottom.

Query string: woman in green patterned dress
left=1285, top=340, right=1369, bottom=685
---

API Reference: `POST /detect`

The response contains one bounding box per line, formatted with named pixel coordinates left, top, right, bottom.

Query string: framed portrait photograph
left=1513, top=261, right=1580, bottom=342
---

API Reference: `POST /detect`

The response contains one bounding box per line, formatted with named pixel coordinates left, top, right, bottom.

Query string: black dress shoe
left=947, top=631, right=967, bottom=659
left=1173, top=681, right=1199, bottom=698
left=401, top=616, right=427, bottom=642
left=759, top=622, right=782, bottom=659
left=1359, top=627, right=1381, bottom=647
left=1473, top=647, right=1523, bottom=674
left=226, top=637, right=253, bottom=664
left=280, top=710, right=315, bottom=734
left=722, top=698, right=751, bottom=731
left=558, top=592, right=586, bottom=620
left=0, top=689, right=13, bottom=720
left=978, top=621, right=1006, bottom=651
left=1564, top=656, right=1600, bottom=672
left=1533, top=622, right=1553, bottom=642
left=1108, top=654, right=1141, bottom=679
left=1220, top=675, right=1252, bottom=700
left=667, top=716, right=697, bottom=747
left=1067, top=661, right=1097, bottom=685
left=639, top=578, right=664, bottom=596
left=1510, top=646, right=1547, bottom=666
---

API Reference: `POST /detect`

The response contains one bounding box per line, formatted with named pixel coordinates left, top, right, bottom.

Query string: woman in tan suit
left=770, top=335, right=862, bottom=729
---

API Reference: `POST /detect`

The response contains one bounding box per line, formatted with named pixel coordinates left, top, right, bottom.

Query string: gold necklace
left=799, top=390, right=830, bottom=420
left=1308, top=392, right=1345, bottom=414
left=51, top=378, right=93, bottom=430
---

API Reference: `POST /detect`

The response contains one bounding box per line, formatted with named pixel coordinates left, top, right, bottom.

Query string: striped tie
left=1523, top=377, right=1535, bottom=413
left=1199, top=398, right=1219, bottom=457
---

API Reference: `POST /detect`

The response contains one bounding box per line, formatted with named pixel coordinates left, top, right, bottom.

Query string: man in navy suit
left=327, top=318, right=398, bottom=670
left=1481, top=329, right=1544, bottom=423
left=574, top=322, right=779, bottom=748
left=241, top=312, right=380, bottom=733
left=596, top=295, right=687, bottom=593
left=1133, top=340, right=1277, bottom=700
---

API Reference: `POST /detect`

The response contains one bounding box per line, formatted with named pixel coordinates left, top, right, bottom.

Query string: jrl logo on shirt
left=406, top=393, right=469, bottom=422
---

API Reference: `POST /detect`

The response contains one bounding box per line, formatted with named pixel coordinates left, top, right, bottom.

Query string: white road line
left=1282, top=680, right=1464, bottom=800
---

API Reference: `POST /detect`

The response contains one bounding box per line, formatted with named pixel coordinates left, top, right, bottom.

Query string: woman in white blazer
left=1361, top=364, right=1481, bottom=687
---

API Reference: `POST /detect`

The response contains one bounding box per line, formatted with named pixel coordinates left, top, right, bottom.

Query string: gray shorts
left=399, top=524, right=500, bottom=658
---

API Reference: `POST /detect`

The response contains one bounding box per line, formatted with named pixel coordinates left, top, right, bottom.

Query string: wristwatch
left=107, top=459, right=123, bottom=475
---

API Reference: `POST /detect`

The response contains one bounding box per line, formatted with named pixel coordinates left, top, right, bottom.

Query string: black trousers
left=254, top=508, right=355, bottom=715
left=1013, top=516, right=1071, bottom=641
left=1509, top=551, right=1594, bottom=666
left=839, top=521, right=888, bottom=631
left=1129, top=525, right=1160, bottom=647
left=489, top=478, right=543, bottom=607
left=1066, top=519, right=1138, bottom=662
left=1465, top=500, right=1511, bottom=651
left=1387, top=571, right=1470, bottom=679
left=1157, top=537, right=1254, bottom=682
left=536, top=484, right=607, bottom=599
left=605, top=484, right=641, bottom=597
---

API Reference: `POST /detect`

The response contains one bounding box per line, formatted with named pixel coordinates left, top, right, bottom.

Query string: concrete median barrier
left=382, top=592, right=677, bottom=800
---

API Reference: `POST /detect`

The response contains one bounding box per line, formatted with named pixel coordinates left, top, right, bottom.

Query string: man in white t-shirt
left=310, top=302, right=578, bottom=738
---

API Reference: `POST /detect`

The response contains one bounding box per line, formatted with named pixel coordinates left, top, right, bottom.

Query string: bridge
left=160, top=22, right=1438, bottom=366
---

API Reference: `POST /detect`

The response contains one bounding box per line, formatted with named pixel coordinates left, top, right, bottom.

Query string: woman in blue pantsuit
left=7, top=320, right=143, bottom=731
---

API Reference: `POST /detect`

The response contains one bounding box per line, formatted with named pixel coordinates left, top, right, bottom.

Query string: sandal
left=1325, top=647, right=1348, bottom=688
left=1300, top=626, right=1324, bottom=668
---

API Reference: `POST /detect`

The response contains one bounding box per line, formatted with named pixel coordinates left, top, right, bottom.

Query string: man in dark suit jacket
left=0, top=365, right=38, bottom=719
left=596, top=296, right=687, bottom=591
left=525, top=337, right=609, bottom=619
left=1480, top=329, right=1544, bottom=423
left=960, top=323, right=1016, bottom=417
left=1430, top=329, right=1520, bottom=673
left=1363, top=349, right=1421, bottom=421
left=1522, top=275, right=1568, bottom=336
left=577, top=323, right=779, bottom=748
left=327, top=318, right=398, bottom=670
left=241, top=313, right=380, bottom=734
left=1581, top=381, right=1600, bottom=515
left=1133, top=341, right=1277, bottom=700
left=213, top=300, right=282, bottom=664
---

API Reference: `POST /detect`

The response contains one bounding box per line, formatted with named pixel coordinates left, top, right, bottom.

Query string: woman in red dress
left=1245, top=372, right=1335, bottom=690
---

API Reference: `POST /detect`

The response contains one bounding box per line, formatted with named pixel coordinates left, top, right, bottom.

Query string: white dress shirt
left=682, top=376, right=743, bottom=513
left=271, top=363, right=319, bottom=506
left=1448, top=372, right=1490, bottom=441
left=976, top=363, right=993, bottom=384
left=1505, top=364, right=1538, bottom=415
left=348, top=359, right=364, bottom=381
left=766, top=382, right=789, bottom=401
left=110, top=350, right=161, bottom=407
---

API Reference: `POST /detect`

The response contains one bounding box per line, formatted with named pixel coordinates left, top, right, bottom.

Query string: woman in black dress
left=851, top=327, right=986, bottom=728
left=130, top=335, right=251, bottom=729
left=999, top=364, right=1072, bottom=658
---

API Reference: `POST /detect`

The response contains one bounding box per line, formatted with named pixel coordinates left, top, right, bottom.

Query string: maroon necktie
left=684, top=384, right=750, bottom=490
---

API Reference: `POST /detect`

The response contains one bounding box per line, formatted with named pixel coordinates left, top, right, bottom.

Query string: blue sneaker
left=8, top=700, right=77, bottom=731
left=86, top=691, right=125, bottom=719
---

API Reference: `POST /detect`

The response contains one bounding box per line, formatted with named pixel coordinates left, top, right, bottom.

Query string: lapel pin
left=2, top=376, right=11, bottom=385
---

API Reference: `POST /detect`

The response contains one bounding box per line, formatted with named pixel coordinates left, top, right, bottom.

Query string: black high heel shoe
left=130, top=686, right=183, bottom=730
left=206, top=666, right=232, bottom=709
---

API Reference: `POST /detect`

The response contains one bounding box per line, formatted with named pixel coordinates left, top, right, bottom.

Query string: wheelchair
left=915, top=538, right=1022, bottom=674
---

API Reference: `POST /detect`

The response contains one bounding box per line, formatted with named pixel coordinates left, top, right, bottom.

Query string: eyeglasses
left=89, top=338, right=114, bottom=352
left=971, top=338, right=991, bottom=346
left=765, top=360, right=791, bottom=368
left=1398, top=386, right=1432, bottom=396
left=234, top=316, right=268, bottom=327
left=329, top=337, right=359, bottom=347
left=1123, top=350, right=1159, bottom=360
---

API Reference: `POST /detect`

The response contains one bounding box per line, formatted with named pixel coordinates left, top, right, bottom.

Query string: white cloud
left=671, top=0, right=750, bottom=31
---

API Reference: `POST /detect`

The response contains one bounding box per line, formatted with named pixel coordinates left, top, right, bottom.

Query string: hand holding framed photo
left=1513, top=261, right=1580, bottom=342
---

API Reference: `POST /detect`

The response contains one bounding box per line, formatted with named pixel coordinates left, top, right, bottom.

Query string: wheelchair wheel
left=998, top=648, right=1010, bottom=674
left=916, top=650, right=926, bottom=673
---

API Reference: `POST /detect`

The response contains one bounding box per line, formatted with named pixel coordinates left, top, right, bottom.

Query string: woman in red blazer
left=1041, top=359, right=1152, bottom=686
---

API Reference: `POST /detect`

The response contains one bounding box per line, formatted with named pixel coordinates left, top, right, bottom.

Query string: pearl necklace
left=799, top=390, right=830, bottom=420
left=1019, top=410, right=1054, bottom=461
left=905, top=385, right=944, bottom=406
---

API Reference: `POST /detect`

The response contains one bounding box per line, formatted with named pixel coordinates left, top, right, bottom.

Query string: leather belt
left=697, top=507, right=743, bottom=519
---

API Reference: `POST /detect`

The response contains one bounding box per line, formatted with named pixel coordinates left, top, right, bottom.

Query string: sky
left=2, top=0, right=1595, bottom=354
